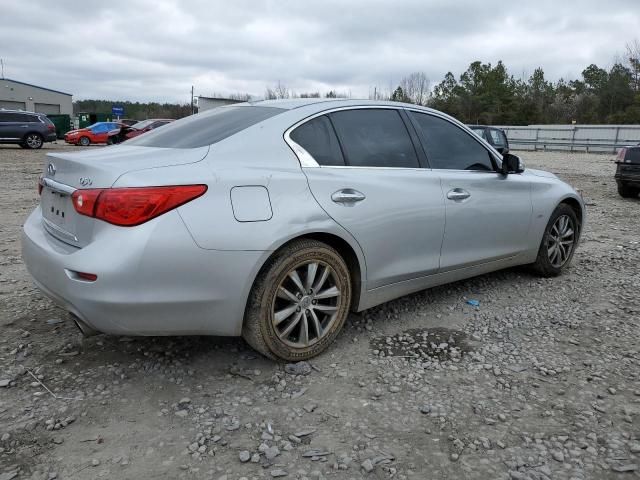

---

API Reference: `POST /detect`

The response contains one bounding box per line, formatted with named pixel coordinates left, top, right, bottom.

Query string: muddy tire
left=531, top=204, right=579, bottom=277
left=243, top=239, right=351, bottom=361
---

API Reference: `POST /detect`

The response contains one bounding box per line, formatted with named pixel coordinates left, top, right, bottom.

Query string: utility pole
left=0, top=59, right=4, bottom=79
left=191, top=85, right=194, bottom=115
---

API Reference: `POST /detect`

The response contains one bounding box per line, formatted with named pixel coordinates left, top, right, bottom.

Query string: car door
left=0, top=112, right=27, bottom=141
left=90, top=123, right=110, bottom=143
left=409, top=111, right=532, bottom=271
left=290, top=108, right=446, bottom=289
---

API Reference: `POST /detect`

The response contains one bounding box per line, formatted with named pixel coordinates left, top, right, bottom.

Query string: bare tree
left=399, top=72, right=430, bottom=105
left=626, top=39, right=640, bottom=92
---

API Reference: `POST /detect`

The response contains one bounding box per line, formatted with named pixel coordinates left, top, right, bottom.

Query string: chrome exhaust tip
left=70, top=313, right=99, bottom=337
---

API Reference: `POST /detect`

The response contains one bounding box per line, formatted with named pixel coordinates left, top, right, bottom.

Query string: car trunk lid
left=39, top=145, right=209, bottom=247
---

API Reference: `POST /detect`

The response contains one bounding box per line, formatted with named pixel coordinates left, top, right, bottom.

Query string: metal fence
left=500, top=125, right=640, bottom=153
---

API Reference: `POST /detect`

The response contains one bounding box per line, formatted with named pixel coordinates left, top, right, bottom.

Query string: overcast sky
left=1, top=0, right=638, bottom=103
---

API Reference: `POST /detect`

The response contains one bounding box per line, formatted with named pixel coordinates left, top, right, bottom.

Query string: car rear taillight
left=47, top=124, right=55, bottom=132
left=616, top=148, right=627, bottom=162
left=71, top=185, right=207, bottom=226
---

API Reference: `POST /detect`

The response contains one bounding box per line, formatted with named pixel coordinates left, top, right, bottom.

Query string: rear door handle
left=331, top=189, right=366, bottom=205
left=447, top=188, right=471, bottom=201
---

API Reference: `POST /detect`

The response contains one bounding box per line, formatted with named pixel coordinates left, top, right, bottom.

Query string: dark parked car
left=615, top=146, right=640, bottom=198
left=468, top=125, right=510, bottom=154
left=0, top=110, right=57, bottom=149
left=124, top=119, right=174, bottom=140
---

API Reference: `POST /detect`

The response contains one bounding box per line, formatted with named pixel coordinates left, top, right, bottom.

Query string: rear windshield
left=624, top=147, right=640, bottom=163
left=127, top=106, right=284, bottom=148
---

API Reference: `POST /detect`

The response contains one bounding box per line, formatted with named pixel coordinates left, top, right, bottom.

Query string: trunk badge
left=47, top=163, right=56, bottom=176
left=79, top=177, right=93, bottom=186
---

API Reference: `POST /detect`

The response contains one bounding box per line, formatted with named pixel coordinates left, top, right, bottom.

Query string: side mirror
left=501, top=153, right=524, bottom=174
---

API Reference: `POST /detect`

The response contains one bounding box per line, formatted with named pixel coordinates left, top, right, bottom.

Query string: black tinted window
left=128, top=106, right=284, bottom=148
left=329, top=109, right=419, bottom=168
left=290, top=115, right=344, bottom=166
left=625, top=147, right=640, bottom=163
left=0, top=113, right=11, bottom=122
left=17, top=113, right=38, bottom=123
left=411, top=113, right=494, bottom=171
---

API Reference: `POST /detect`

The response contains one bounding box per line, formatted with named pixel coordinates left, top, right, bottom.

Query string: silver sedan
left=22, top=99, right=584, bottom=360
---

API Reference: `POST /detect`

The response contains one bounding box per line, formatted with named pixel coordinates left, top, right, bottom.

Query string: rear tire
left=79, top=136, right=91, bottom=146
left=242, top=239, right=352, bottom=361
left=23, top=133, right=43, bottom=149
left=617, top=183, right=639, bottom=198
left=531, top=204, right=579, bottom=277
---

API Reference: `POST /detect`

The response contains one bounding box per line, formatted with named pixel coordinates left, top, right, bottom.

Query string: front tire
left=79, top=136, right=91, bottom=146
left=243, top=239, right=352, bottom=361
left=23, top=133, right=43, bottom=149
left=617, top=183, right=639, bottom=198
left=532, top=204, right=579, bottom=277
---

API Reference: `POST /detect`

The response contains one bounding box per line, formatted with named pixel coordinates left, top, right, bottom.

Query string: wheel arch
left=244, top=231, right=366, bottom=322
left=559, top=195, right=584, bottom=237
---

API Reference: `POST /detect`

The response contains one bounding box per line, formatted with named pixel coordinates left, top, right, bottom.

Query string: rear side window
left=329, top=109, right=419, bottom=168
left=15, top=113, right=38, bottom=123
left=128, top=106, right=284, bottom=148
left=290, top=115, right=345, bottom=166
left=625, top=148, right=640, bottom=163
left=411, top=113, right=494, bottom=171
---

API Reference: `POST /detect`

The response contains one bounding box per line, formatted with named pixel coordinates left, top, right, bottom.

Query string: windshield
left=470, top=127, right=487, bottom=140
left=127, top=106, right=284, bottom=148
left=131, top=119, right=155, bottom=130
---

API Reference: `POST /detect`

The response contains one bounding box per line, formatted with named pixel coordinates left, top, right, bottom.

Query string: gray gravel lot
left=0, top=143, right=639, bottom=480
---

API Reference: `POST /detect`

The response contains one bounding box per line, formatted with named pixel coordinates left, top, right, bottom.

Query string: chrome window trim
left=283, top=104, right=503, bottom=171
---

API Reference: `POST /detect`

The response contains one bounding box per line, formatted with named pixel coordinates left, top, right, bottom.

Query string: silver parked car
left=22, top=99, right=585, bottom=361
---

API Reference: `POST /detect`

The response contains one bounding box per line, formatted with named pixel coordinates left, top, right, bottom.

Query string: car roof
left=0, top=109, right=41, bottom=115
left=244, top=98, right=448, bottom=116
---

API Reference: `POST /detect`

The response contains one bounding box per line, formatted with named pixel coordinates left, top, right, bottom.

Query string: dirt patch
left=370, top=327, right=472, bottom=360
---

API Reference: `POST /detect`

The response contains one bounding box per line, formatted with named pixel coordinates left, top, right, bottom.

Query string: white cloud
left=0, top=0, right=637, bottom=102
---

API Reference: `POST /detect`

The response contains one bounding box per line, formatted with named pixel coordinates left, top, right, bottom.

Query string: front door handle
left=331, top=188, right=366, bottom=205
left=447, top=188, right=471, bottom=201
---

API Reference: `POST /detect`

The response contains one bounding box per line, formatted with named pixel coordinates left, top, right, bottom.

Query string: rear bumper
left=615, top=173, right=640, bottom=188
left=21, top=207, right=266, bottom=336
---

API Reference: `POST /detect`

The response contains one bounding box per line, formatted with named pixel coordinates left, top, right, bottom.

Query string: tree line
left=388, top=40, right=640, bottom=125
left=74, top=40, right=640, bottom=125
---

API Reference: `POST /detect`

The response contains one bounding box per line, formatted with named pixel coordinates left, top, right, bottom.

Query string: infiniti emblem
left=47, top=163, right=56, bottom=176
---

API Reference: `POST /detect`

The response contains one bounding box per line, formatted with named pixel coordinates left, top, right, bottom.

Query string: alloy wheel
left=547, top=214, right=575, bottom=268
left=25, top=134, right=42, bottom=149
left=272, top=261, right=341, bottom=348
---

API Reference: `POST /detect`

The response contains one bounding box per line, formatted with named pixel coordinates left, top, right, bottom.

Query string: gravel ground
left=0, top=143, right=639, bottom=480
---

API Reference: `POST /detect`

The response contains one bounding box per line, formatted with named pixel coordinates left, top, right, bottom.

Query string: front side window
left=329, top=109, right=419, bottom=168
left=290, top=115, right=344, bottom=166
left=470, top=127, right=488, bottom=140
left=411, top=113, right=495, bottom=171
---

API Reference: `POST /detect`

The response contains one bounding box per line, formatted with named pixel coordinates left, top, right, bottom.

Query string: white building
left=0, top=78, right=73, bottom=115
left=196, top=96, right=242, bottom=112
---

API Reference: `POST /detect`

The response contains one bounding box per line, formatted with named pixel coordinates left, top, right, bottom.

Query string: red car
left=64, top=122, right=128, bottom=146
left=124, top=118, right=174, bottom=140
